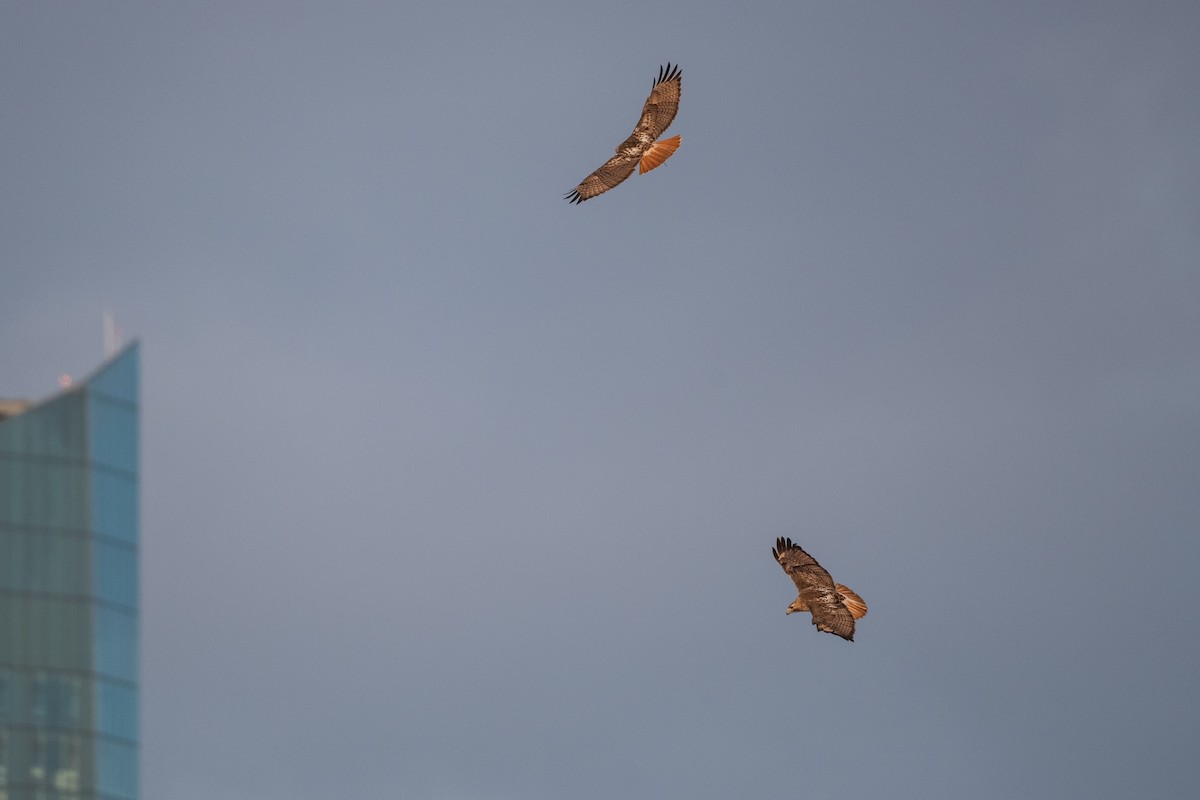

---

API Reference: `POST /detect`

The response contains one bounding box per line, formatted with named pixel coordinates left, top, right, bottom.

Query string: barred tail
left=639, top=134, right=681, bottom=174
left=836, top=584, right=868, bottom=619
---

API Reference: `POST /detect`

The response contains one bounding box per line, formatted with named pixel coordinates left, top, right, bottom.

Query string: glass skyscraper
left=0, top=343, right=139, bottom=800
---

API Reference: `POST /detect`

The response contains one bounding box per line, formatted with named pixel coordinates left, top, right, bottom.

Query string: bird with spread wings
left=565, top=63, right=682, bottom=204
left=772, top=537, right=868, bottom=641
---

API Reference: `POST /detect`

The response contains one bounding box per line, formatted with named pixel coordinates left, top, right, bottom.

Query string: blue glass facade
left=0, top=343, right=139, bottom=800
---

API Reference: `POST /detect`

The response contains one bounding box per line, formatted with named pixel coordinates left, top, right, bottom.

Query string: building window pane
left=96, top=738, right=137, bottom=799
left=94, top=542, right=138, bottom=609
left=96, top=680, right=137, bottom=742
left=94, top=607, right=138, bottom=682
left=91, top=470, right=138, bottom=545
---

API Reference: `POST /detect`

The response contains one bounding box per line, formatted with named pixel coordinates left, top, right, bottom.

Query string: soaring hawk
left=565, top=63, right=682, bottom=204
left=772, top=537, right=868, bottom=641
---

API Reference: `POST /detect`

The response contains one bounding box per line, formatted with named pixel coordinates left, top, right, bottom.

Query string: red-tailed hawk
left=772, top=537, right=868, bottom=641
left=565, top=63, right=682, bottom=204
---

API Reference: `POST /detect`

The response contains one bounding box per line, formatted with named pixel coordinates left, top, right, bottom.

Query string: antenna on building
left=102, top=310, right=121, bottom=358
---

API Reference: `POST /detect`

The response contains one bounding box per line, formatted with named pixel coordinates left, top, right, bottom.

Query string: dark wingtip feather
left=774, top=536, right=793, bottom=561
left=654, top=62, right=681, bottom=87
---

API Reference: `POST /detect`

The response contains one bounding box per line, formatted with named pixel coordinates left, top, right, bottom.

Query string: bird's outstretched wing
left=566, top=63, right=682, bottom=204
left=630, top=63, right=682, bottom=144
left=773, top=537, right=863, bottom=641
left=565, top=153, right=639, bottom=205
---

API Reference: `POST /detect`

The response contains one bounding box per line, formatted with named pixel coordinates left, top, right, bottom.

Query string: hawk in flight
left=565, top=63, right=682, bottom=204
left=772, top=537, right=868, bottom=641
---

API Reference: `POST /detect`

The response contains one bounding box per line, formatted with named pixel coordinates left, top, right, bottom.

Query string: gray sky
left=3, top=2, right=1199, bottom=798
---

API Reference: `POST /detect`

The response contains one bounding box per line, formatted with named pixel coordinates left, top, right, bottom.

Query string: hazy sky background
left=3, top=2, right=1199, bottom=798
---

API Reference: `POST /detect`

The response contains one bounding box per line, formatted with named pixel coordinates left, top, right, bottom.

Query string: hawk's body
left=566, top=63, right=682, bottom=204
left=772, top=537, right=867, bottom=641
